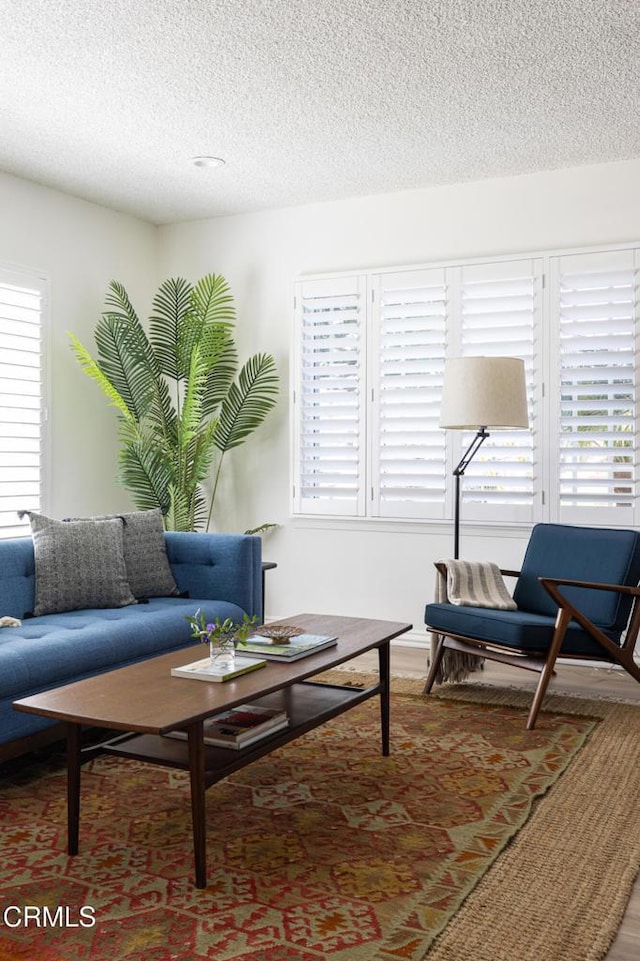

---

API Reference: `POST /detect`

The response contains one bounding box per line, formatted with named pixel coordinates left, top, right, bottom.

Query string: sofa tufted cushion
left=0, top=596, right=246, bottom=698
left=22, top=512, right=136, bottom=616
left=66, top=508, right=179, bottom=599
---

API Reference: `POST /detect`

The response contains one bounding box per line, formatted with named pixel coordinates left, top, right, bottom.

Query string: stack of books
left=242, top=633, right=337, bottom=661
left=167, top=703, right=289, bottom=750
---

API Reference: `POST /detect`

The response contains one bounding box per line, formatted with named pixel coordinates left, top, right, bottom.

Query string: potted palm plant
left=69, top=273, right=278, bottom=531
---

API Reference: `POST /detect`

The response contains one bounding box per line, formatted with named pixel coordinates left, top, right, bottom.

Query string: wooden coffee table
left=13, top=612, right=411, bottom=888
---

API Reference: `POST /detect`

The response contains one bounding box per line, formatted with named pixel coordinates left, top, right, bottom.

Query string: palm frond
left=197, top=320, right=236, bottom=372
left=178, top=274, right=235, bottom=374
left=190, top=419, right=218, bottom=485
left=165, top=481, right=209, bottom=532
left=119, top=438, right=172, bottom=512
left=202, top=339, right=238, bottom=415
left=191, top=489, right=209, bottom=530
left=191, top=273, right=236, bottom=327
left=92, top=316, right=155, bottom=421
left=179, top=346, right=208, bottom=450
left=68, top=333, right=134, bottom=421
left=149, top=277, right=193, bottom=379
left=244, top=523, right=279, bottom=535
left=143, top=369, right=179, bottom=446
left=104, top=280, right=141, bottom=327
left=214, top=353, right=279, bottom=452
left=165, top=483, right=190, bottom=532
left=181, top=426, right=218, bottom=530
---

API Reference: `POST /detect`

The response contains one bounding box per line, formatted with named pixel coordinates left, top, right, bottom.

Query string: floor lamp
left=440, top=356, right=529, bottom=559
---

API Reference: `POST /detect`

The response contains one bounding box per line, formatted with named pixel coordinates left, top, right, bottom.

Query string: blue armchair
left=424, top=523, right=640, bottom=729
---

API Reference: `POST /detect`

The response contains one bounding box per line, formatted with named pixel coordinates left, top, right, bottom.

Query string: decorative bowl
left=252, top=624, right=305, bottom=644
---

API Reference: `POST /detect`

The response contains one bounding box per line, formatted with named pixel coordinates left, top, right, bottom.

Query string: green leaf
left=68, top=333, right=134, bottom=422
left=119, top=437, right=172, bottom=512
left=92, top=316, right=154, bottom=422
left=178, top=274, right=236, bottom=376
left=104, top=280, right=141, bottom=327
left=202, top=338, right=238, bottom=415
left=191, top=273, right=236, bottom=327
left=214, top=353, right=279, bottom=452
left=149, top=277, right=193, bottom=379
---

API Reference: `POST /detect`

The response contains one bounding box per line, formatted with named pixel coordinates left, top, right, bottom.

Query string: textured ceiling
left=0, top=0, right=638, bottom=225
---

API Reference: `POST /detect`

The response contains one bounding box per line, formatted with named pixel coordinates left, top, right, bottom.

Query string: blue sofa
left=0, top=530, right=262, bottom=760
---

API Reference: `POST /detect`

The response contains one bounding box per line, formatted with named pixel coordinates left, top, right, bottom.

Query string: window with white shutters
left=0, top=267, right=47, bottom=538
left=371, top=268, right=448, bottom=519
left=292, top=242, right=640, bottom=528
left=293, top=276, right=367, bottom=515
left=551, top=249, right=637, bottom=525
left=458, top=260, right=540, bottom=523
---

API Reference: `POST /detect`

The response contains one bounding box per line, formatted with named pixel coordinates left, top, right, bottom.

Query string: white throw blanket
left=429, top=560, right=516, bottom=684
left=443, top=560, right=517, bottom=611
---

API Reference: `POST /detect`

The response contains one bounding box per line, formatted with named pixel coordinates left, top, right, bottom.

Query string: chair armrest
left=539, top=576, right=640, bottom=597
left=539, top=575, right=640, bottom=655
left=433, top=562, right=520, bottom=578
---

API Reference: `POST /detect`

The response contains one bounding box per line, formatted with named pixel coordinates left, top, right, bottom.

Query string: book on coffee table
left=242, top=633, right=338, bottom=661
left=171, top=654, right=266, bottom=682
left=166, top=703, right=289, bottom=749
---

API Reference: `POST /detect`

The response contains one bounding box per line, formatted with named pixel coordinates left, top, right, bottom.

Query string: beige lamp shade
left=440, top=356, right=529, bottom=429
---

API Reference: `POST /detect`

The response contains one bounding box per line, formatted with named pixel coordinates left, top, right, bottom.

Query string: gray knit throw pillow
left=65, top=508, right=179, bottom=599
left=22, top=512, right=136, bottom=616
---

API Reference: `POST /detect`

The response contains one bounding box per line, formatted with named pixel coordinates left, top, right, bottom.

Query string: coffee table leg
left=378, top=641, right=390, bottom=756
left=67, top=722, right=81, bottom=855
left=188, top=721, right=207, bottom=888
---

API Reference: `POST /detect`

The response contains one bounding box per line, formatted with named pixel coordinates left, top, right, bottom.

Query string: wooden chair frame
left=425, top=565, right=640, bottom=729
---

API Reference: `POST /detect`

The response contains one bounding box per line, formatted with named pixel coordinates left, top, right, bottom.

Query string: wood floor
left=351, top=644, right=640, bottom=961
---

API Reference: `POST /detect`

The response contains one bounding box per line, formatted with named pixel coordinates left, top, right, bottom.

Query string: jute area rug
left=0, top=675, right=637, bottom=961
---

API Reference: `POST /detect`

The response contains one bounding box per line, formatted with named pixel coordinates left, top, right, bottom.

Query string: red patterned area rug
left=0, top=686, right=597, bottom=961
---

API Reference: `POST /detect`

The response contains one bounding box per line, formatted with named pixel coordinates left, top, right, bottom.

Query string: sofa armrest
left=164, top=531, right=263, bottom=621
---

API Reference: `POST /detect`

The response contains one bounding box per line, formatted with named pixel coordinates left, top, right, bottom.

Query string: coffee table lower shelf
left=90, top=677, right=389, bottom=887
left=100, top=680, right=382, bottom=784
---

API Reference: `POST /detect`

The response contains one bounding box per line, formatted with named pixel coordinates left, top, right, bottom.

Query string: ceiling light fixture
left=191, top=156, right=225, bottom=168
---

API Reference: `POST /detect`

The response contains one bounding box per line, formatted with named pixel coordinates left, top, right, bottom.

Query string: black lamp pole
left=452, top=427, right=489, bottom=559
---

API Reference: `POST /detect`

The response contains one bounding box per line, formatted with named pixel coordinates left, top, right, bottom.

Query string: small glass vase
left=209, top=637, right=236, bottom=674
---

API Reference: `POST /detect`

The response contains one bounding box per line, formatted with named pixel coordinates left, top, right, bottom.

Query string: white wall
left=157, top=158, right=640, bottom=643
left=4, top=159, right=639, bottom=645
left=0, top=172, right=157, bottom=520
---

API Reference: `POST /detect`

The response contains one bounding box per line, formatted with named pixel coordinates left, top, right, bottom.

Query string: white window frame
left=292, top=241, right=640, bottom=530
left=0, top=262, right=50, bottom=539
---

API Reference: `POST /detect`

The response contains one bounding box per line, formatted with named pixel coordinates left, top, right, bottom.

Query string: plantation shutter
left=0, top=268, right=46, bottom=538
left=551, top=249, right=637, bottom=525
left=457, top=260, right=540, bottom=523
left=371, top=268, right=448, bottom=519
left=293, top=276, right=367, bottom=515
